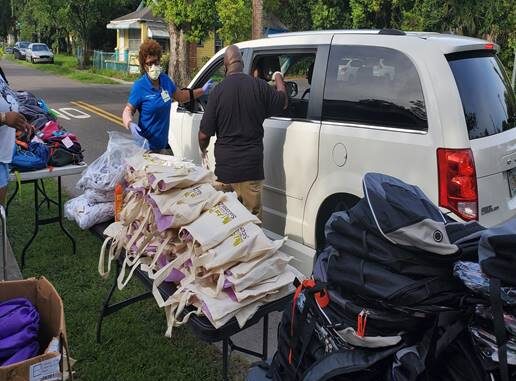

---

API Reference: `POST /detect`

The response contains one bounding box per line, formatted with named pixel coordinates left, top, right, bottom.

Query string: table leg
left=96, top=266, right=119, bottom=344
left=21, top=181, right=39, bottom=269
left=262, top=314, right=269, bottom=360
left=5, top=179, right=19, bottom=215
left=39, top=180, right=51, bottom=209
left=222, top=338, right=229, bottom=381
left=57, top=177, right=76, bottom=255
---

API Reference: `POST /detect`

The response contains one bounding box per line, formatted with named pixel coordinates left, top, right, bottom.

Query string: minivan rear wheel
left=315, top=194, right=360, bottom=251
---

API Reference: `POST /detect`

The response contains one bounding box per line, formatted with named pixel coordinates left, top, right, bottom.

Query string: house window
left=197, top=39, right=204, bottom=48
left=128, top=28, right=141, bottom=52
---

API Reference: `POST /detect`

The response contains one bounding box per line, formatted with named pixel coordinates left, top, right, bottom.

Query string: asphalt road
left=0, top=59, right=132, bottom=195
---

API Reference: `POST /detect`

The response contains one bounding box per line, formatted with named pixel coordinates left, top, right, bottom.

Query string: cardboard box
left=0, top=277, right=68, bottom=381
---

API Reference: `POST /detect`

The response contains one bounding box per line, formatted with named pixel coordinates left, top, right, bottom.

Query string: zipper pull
left=357, top=309, right=368, bottom=337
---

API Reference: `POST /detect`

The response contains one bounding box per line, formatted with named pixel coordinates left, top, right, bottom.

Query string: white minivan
left=169, top=29, right=516, bottom=274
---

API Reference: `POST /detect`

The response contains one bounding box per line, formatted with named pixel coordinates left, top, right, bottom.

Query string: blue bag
left=11, top=142, right=49, bottom=172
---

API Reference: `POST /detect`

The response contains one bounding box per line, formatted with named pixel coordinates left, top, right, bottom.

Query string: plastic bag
left=453, top=261, right=516, bottom=304
left=76, top=131, right=145, bottom=192
left=83, top=189, right=114, bottom=203
left=64, top=194, right=114, bottom=230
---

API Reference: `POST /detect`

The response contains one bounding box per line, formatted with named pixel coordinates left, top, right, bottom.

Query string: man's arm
left=198, top=130, right=211, bottom=154
left=198, top=87, right=218, bottom=154
left=272, top=72, right=288, bottom=110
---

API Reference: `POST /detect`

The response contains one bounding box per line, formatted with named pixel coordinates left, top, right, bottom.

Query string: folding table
left=7, top=163, right=87, bottom=268
left=90, top=221, right=291, bottom=381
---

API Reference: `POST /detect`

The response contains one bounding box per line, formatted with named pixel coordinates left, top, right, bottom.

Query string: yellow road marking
left=73, top=100, right=123, bottom=122
left=70, top=101, right=124, bottom=127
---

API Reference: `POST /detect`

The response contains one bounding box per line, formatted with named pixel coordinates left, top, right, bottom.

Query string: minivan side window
left=194, top=58, right=225, bottom=111
left=323, top=45, right=428, bottom=131
left=251, top=51, right=316, bottom=119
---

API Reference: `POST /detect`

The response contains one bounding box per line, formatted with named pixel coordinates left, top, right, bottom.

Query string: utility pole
left=512, top=49, right=515, bottom=90
left=252, top=0, right=263, bottom=40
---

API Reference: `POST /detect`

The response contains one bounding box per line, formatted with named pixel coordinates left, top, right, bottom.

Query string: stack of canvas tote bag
left=98, top=152, right=302, bottom=336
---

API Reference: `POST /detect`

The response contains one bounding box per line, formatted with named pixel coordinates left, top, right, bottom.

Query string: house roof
left=111, top=6, right=164, bottom=24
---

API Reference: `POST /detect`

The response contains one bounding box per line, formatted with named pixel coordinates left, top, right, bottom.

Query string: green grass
left=7, top=180, right=247, bottom=381
left=5, top=54, right=117, bottom=85
left=90, top=68, right=140, bottom=82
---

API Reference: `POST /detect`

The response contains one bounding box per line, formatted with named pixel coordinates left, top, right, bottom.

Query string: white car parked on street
left=26, top=43, right=54, bottom=64
left=169, top=29, right=516, bottom=274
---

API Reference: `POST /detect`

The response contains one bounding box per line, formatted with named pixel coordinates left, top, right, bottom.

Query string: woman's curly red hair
left=138, top=39, right=162, bottom=73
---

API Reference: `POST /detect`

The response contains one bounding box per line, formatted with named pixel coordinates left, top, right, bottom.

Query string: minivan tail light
left=437, top=148, right=478, bottom=221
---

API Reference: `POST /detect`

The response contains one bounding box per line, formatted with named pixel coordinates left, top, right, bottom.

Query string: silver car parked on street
left=26, top=43, right=54, bottom=64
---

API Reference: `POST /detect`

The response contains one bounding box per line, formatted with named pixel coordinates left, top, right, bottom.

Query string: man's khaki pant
left=215, top=180, right=263, bottom=220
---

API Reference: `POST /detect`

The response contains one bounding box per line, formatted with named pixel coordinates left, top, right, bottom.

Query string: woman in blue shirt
left=122, top=39, right=213, bottom=154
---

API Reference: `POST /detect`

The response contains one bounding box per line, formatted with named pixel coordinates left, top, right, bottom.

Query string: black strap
left=189, top=88, right=194, bottom=102
left=434, top=312, right=465, bottom=358
left=490, top=277, right=509, bottom=381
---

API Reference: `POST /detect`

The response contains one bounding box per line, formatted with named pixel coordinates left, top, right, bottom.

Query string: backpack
left=11, top=142, right=49, bottom=172
left=270, top=173, right=492, bottom=381
left=270, top=282, right=405, bottom=381
left=48, top=140, right=83, bottom=167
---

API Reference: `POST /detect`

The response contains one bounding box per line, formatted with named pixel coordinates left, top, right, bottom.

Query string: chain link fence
left=91, top=50, right=139, bottom=73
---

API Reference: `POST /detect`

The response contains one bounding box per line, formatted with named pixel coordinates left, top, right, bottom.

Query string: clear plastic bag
left=64, top=195, right=114, bottom=230
left=76, top=131, right=145, bottom=192
left=453, top=261, right=516, bottom=304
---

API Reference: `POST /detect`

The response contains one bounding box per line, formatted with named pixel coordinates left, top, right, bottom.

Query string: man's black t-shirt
left=200, top=72, right=286, bottom=184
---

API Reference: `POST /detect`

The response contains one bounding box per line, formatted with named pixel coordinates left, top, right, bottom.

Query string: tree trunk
left=78, top=38, right=91, bottom=69
left=168, top=23, right=189, bottom=88
left=252, top=0, right=264, bottom=39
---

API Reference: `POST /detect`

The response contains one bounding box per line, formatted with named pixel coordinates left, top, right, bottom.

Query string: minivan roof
left=267, top=30, right=498, bottom=54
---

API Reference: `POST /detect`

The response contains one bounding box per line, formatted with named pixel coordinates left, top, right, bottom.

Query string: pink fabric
left=158, top=255, right=186, bottom=283
left=146, top=195, right=174, bottom=232
left=41, top=121, right=60, bottom=141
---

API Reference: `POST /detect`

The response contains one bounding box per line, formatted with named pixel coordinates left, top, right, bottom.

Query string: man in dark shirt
left=198, top=45, right=287, bottom=219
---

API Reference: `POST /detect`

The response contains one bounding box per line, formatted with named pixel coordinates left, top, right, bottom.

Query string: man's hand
left=272, top=72, right=288, bottom=110
left=272, top=71, right=284, bottom=84
left=5, top=112, right=32, bottom=135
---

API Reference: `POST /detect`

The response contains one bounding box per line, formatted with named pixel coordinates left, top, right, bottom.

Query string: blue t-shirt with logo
left=128, top=73, right=177, bottom=150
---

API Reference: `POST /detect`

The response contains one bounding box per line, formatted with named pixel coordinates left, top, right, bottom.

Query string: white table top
left=9, top=163, right=88, bottom=181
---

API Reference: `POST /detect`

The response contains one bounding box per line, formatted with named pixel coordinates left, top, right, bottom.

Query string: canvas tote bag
left=179, top=192, right=261, bottom=252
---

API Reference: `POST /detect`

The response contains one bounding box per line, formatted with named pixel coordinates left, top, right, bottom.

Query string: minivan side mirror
left=285, top=81, right=298, bottom=98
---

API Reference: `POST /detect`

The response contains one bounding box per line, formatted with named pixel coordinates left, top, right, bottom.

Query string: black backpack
left=48, top=141, right=83, bottom=167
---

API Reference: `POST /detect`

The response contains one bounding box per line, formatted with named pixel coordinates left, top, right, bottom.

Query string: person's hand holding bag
left=2, top=111, right=32, bottom=135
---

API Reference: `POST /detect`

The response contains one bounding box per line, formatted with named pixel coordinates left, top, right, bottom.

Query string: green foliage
left=149, top=0, right=217, bottom=43
left=216, top=0, right=252, bottom=44
left=161, top=52, right=170, bottom=73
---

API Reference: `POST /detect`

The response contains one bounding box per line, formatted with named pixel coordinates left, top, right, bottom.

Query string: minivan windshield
left=447, top=51, right=515, bottom=140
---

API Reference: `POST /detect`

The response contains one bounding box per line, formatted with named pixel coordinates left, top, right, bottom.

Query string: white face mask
left=148, top=65, right=161, bottom=81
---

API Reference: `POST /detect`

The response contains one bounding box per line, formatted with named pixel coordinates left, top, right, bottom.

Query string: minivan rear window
left=447, top=51, right=515, bottom=140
